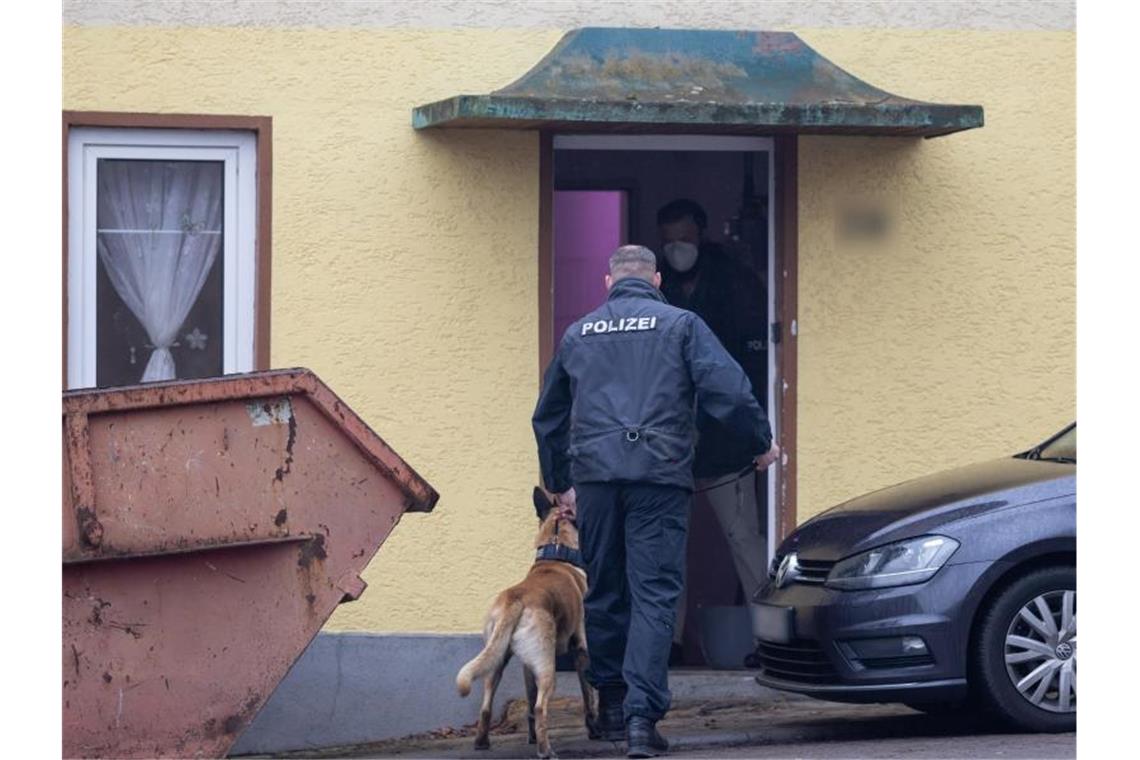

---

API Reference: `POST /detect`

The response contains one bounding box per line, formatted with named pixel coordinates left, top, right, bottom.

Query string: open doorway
left=550, top=135, right=778, bottom=667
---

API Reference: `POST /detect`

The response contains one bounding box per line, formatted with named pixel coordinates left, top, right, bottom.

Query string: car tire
left=970, top=565, right=1076, bottom=733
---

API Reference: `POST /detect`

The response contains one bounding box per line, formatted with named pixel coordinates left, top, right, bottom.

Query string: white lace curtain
left=96, top=161, right=223, bottom=382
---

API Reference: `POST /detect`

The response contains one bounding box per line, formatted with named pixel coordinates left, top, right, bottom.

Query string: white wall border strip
left=64, top=1, right=1075, bottom=32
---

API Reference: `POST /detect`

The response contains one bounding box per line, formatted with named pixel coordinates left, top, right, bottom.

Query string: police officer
left=533, top=245, right=778, bottom=758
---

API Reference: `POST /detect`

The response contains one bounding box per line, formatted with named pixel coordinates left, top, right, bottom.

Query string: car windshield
left=1023, top=425, right=1076, bottom=464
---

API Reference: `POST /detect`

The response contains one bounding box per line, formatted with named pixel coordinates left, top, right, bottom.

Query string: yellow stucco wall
left=63, top=27, right=1073, bottom=633
left=64, top=27, right=564, bottom=633
left=792, top=31, right=1075, bottom=519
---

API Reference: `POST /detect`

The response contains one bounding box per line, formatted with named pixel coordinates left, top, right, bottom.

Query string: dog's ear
left=533, top=487, right=555, bottom=521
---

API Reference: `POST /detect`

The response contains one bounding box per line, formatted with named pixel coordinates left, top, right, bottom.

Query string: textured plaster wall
left=63, top=26, right=1074, bottom=632
left=793, top=31, right=1075, bottom=519
left=64, top=26, right=565, bottom=632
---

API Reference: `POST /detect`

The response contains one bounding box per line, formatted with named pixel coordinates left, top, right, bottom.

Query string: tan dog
left=456, top=487, right=598, bottom=758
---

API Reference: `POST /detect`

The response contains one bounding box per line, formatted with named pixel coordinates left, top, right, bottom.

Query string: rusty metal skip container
left=62, top=369, right=439, bottom=758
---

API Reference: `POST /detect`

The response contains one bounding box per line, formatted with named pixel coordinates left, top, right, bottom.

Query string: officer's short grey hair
left=609, top=245, right=658, bottom=283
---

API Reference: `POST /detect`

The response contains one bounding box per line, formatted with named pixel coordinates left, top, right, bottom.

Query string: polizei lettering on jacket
left=581, top=316, right=658, bottom=336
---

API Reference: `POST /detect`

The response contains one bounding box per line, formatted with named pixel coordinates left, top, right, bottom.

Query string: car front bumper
left=751, top=561, right=991, bottom=704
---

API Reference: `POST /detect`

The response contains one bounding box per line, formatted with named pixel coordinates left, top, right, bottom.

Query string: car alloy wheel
left=1003, top=590, right=1076, bottom=713
left=970, top=565, right=1075, bottom=732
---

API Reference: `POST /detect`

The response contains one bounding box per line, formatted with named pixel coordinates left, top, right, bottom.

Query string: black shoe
left=626, top=715, right=669, bottom=758
left=593, top=685, right=626, bottom=741
left=743, top=642, right=764, bottom=669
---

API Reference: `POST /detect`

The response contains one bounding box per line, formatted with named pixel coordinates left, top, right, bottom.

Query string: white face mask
left=663, top=241, right=699, bottom=273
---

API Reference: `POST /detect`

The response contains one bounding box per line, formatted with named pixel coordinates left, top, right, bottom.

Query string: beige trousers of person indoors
left=674, top=469, right=768, bottom=648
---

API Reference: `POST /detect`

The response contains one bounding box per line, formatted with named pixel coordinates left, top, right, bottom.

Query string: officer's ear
left=652, top=271, right=662, bottom=289
left=533, top=487, right=555, bottom=521
left=604, top=273, right=613, bottom=291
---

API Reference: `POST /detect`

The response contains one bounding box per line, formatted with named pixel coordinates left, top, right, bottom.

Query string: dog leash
left=692, top=463, right=756, bottom=494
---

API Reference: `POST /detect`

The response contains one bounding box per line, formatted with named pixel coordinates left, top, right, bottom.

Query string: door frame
left=537, top=132, right=799, bottom=543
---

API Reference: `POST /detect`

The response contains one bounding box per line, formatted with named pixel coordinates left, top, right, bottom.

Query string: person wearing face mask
left=656, top=198, right=772, bottom=670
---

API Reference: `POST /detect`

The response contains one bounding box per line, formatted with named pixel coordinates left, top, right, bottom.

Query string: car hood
left=783, top=457, right=1075, bottom=561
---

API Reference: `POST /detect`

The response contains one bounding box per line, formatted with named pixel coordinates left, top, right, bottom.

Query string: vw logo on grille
left=1055, top=642, right=1073, bottom=660
left=775, top=553, right=800, bottom=588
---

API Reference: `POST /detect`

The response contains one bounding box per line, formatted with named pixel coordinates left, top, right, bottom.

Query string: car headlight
left=826, top=536, right=959, bottom=590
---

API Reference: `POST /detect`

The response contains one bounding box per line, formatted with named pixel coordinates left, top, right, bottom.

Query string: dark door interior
left=552, top=147, right=772, bottom=667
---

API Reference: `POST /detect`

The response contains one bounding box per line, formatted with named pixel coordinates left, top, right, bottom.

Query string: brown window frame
left=536, top=132, right=799, bottom=537
left=62, top=111, right=273, bottom=387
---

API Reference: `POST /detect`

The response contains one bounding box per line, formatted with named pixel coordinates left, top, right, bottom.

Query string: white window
left=67, top=127, right=257, bottom=389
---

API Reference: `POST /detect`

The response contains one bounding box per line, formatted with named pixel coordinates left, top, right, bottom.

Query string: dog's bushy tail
left=456, top=600, right=523, bottom=697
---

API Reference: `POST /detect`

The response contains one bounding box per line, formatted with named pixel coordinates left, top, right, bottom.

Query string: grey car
left=752, top=424, right=1076, bottom=732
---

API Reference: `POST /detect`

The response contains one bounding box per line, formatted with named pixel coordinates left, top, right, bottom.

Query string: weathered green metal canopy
left=413, top=28, right=983, bottom=138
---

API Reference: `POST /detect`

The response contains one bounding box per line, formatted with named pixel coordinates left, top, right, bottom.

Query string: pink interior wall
left=553, top=191, right=628, bottom=341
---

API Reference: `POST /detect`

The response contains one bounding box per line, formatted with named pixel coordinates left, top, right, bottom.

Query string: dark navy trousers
left=576, top=482, right=690, bottom=721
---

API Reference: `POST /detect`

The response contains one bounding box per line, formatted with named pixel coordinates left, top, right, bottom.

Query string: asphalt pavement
left=282, top=695, right=1074, bottom=760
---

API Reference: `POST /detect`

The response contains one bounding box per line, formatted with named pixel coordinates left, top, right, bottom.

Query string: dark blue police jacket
left=532, top=277, right=772, bottom=493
